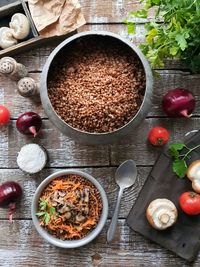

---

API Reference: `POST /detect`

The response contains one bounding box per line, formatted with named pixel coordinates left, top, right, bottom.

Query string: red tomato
left=179, top=192, right=200, bottom=215
left=148, top=126, right=169, bottom=146
left=0, top=105, right=10, bottom=126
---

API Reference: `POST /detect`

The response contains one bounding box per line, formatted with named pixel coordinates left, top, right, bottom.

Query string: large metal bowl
left=40, top=31, right=153, bottom=145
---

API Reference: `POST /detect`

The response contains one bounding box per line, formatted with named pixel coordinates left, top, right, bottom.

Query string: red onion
left=162, top=88, right=195, bottom=118
left=0, top=181, right=22, bottom=222
left=16, top=112, right=42, bottom=137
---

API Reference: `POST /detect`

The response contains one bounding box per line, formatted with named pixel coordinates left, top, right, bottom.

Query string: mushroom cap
left=187, top=160, right=200, bottom=193
left=0, top=27, right=17, bottom=49
left=187, top=160, right=200, bottom=180
left=146, top=198, right=178, bottom=230
left=9, top=13, right=30, bottom=40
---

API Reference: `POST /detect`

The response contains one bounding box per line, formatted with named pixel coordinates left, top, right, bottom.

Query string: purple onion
left=162, top=88, right=195, bottom=117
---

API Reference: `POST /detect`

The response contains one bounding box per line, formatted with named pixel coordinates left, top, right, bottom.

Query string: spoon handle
left=107, top=187, right=124, bottom=243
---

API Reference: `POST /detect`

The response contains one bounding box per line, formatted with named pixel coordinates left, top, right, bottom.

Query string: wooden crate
left=0, top=0, right=75, bottom=57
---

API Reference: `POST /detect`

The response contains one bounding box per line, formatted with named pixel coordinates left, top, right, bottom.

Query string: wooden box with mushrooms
left=0, top=1, right=74, bottom=57
left=0, top=1, right=38, bottom=56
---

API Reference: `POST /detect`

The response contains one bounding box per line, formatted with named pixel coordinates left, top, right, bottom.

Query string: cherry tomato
left=0, top=105, right=10, bottom=126
left=148, top=126, right=169, bottom=146
left=179, top=191, right=200, bottom=215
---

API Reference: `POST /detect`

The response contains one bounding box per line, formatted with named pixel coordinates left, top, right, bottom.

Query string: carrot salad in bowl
left=36, top=174, right=103, bottom=240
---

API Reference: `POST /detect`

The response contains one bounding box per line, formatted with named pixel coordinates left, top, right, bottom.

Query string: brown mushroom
left=58, top=205, right=70, bottom=214
left=82, top=206, right=89, bottom=215
left=63, top=212, right=71, bottom=221
left=58, top=191, right=66, bottom=197
left=83, top=188, right=90, bottom=203
left=75, top=214, right=85, bottom=223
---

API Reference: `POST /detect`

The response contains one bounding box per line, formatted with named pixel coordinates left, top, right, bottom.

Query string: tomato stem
left=189, top=192, right=197, bottom=198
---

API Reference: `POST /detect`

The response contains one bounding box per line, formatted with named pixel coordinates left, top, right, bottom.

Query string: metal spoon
left=107, top=159, right=137, bottom=243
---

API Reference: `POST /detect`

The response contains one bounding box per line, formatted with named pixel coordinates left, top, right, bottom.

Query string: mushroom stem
left=159, top=213, right=170, bottom=224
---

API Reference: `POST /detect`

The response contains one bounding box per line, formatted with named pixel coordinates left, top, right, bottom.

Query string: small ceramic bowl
left=31, top=170, right=109, bottom=248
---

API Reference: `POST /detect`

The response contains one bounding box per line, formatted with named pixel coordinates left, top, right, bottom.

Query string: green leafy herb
left=39, top=198, right=48, bottom=210
left=44, top=213, right=50, bottom=225
left=172, top=159, right=187, bottom=179
left=123, top=19, right=135, bottom=34
left=169, top=143, right=200, bottom=178
left=125, top=0, right=200, bottom=73
left=36, top=198, right=56, bottom=225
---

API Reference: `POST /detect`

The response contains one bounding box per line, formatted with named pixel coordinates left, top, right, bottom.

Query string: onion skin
left=16, top=112, right=42, bottom=137
left=162, top=88, right=195, bottom=118
left=0, top=181, right=22, bottom=207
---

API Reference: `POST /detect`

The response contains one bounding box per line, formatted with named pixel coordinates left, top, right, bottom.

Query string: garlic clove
left=0, top=27, right=17, bottom=49
left=9, top=13, right=30, bottom=40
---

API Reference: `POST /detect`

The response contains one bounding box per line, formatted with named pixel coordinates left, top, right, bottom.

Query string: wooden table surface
left=1, top=1, right=200, bottom=266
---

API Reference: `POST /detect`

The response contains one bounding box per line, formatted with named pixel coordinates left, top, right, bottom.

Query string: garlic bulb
left=9, top=13, right=30, bottom=40
left=187, top=160, right=200, bottom=193
left=146, top=198, right=178, bottom=230
left=0, top=27, right=17, bottom=49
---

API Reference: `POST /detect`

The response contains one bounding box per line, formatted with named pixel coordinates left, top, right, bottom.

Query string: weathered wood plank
left=0, top=166, right=148, bottom=219
left=0, top=120, right=109, bottom=168
left=1, top=69, right=199, bottom=118
left=12, top=24, right=187, bottom=73
left=0, top=118, right=199, bottom=168
left=110, top=117, right=200, bottom=165
left=13, top=24, right=137, bottom=72
left=149, top=70, right=200, bottom=117
left=0, top=219, right=199, bottom=267
left=0, top=0, right=151, bottom=23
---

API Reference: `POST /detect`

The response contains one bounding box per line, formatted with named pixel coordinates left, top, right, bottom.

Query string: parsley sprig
left=125, top=0, right=200, bottom=73
left=169, top=143, right=200, bottom=178
left=36, top=198, right=56, bottom=225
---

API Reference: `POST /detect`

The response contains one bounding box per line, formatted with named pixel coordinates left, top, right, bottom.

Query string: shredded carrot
left=37, top=175, right=103, bottom=240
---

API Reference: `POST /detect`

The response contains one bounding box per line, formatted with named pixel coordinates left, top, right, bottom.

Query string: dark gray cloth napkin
left=126, top=130, right=200, bottom=261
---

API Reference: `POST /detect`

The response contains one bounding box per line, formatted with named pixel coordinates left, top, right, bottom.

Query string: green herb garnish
left=125, top=0, right=200, bottom=73
left=36, top=198, right=56, bottom=225
left=169, top=143, right=200, bottom=178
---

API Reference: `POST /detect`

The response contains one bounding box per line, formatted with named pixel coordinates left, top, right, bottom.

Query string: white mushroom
left=187, top=160, right=200, bottom=193
left=9, top=13, right=30, bottom=40
left=0, top=27, right=17, bottom=49
left=146, top=198, right=178, bottom=230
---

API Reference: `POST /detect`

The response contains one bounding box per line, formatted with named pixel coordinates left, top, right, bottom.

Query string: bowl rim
left=40, top=30, right=153, bottom=137
left=31, top=169, right=109, bottom=248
